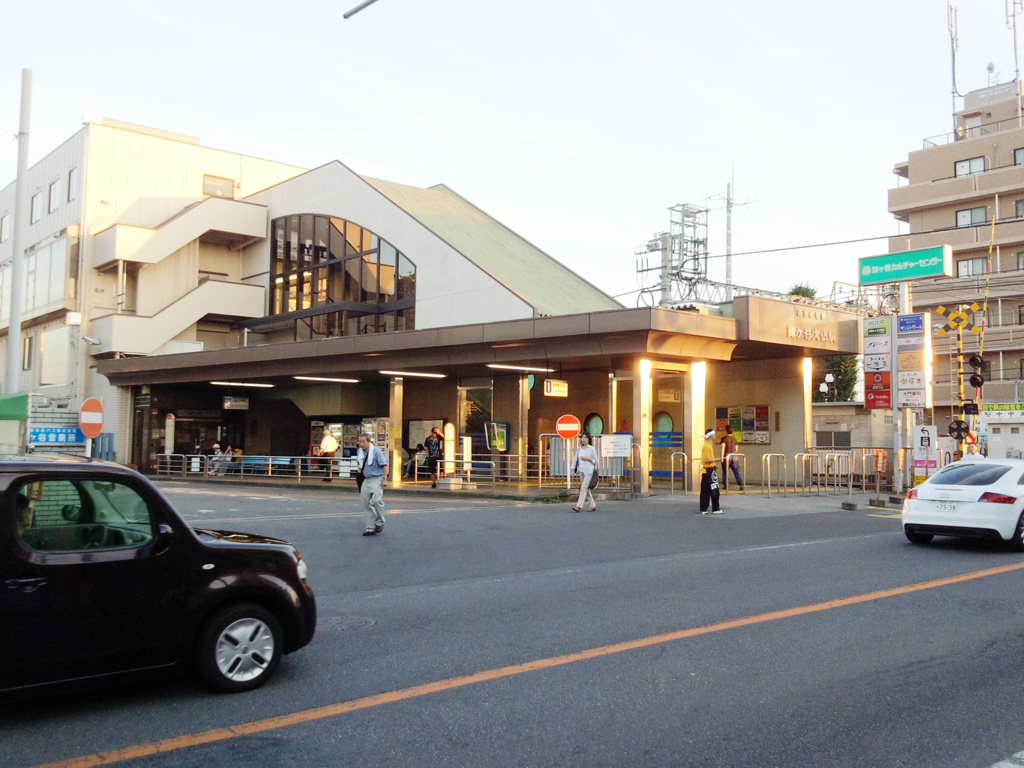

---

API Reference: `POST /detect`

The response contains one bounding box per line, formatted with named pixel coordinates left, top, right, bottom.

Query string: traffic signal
left=967, top=353, right=985, bottom=389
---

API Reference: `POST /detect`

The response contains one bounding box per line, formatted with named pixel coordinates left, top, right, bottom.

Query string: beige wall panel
left=708, top=359, right=807, bottom=483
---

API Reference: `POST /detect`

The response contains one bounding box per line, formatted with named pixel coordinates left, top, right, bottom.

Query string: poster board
left=408, top=419, right=444, bottom=451
left=715, top=405, right=771, bottom=445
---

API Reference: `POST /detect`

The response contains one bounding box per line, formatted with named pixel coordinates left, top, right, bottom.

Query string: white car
left=902, top=458, right=1024, bottom=549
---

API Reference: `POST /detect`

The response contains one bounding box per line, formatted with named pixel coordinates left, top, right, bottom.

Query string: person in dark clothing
left=425, top=427, right=444, bottom=488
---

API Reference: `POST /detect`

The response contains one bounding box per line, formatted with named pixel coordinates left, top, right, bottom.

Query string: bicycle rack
left=762, top=453, right=788, bottom=495
left=824, top=452, right=852, bottom=496
left=670, top=451, right=688, bottom=494
left=793, top=453, right=820, bottom=495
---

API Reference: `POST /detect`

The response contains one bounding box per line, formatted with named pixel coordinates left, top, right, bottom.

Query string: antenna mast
left=949, top=2, right=962, bottom=131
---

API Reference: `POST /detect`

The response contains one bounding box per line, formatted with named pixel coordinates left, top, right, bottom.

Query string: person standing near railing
left=425, top=427, right=444, bottom=488
left=720, top=425, right=743, bottom=491
left=700, top=429, right=723, bottom=515
left=319, top=431, right=339, bottom=483
left=570, top=432, right=598, bottom=513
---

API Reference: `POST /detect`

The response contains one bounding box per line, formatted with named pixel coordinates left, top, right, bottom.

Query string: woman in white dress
left=571, top=432, right=598, bottom=512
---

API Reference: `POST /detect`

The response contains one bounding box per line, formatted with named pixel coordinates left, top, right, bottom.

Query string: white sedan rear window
left=931, top=464, right=1012, bottom=486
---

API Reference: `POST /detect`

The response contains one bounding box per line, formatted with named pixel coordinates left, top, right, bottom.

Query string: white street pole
left=6, top=69, right=31, bottom=396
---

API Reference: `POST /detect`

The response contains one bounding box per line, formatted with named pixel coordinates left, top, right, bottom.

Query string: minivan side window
left=14, top=479, right=154, bottom=552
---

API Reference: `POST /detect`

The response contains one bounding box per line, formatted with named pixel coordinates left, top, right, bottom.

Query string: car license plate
left=936, top=501, right=957, bottom=513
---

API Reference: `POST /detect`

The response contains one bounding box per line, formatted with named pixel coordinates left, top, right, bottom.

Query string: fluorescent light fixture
left=210, top=381, right=275, bottom=388
left=379, top=370, right=446, bottom=379
left=293, top=376, right=359, bottom=383
left=486, top=364, right=555, bottom=373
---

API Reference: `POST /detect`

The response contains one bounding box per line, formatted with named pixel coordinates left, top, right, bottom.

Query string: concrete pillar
left=518, top=375, right=530, bottom=477
left=688, top=361, right=707, bottom=490
left=632, top=358, right=651, bottom=493
left=389, top=376, right=403, bottom=484
left=802, top=358, right=813, bottom=451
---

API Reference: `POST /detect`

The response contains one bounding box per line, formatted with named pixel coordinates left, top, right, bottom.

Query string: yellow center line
left=31, top=560, right=1024, bottom=768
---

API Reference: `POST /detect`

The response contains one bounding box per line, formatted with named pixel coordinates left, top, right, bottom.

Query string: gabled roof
left=361, top=177, right=621, bottom=317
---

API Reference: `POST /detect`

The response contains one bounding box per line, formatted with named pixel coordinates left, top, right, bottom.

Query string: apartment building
left=889, top=81, right=1024, bottom=439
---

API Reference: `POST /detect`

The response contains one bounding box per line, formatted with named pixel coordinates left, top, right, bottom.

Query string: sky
left=0, top=0, right=1020, bottom=305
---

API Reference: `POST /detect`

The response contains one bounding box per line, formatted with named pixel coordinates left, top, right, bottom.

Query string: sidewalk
left=152, top=473, right=904, bottom=516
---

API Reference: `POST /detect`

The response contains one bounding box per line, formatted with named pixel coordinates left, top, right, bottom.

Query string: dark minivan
left=0, top=456, right=315, bottom=695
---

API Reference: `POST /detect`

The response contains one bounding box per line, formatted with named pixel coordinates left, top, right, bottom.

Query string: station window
left=30, top=192, right=42, bottom=224
left=48, top=179, right=61, bottom=214
left=651, top=412, right=674, bottom=432
left=265, top=214, right=415, bottom=340
left=202, top=175, right=234, bottom=198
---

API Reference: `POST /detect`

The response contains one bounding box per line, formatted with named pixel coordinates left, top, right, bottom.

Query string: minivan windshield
left=930, top=463, right=1012, bottom=486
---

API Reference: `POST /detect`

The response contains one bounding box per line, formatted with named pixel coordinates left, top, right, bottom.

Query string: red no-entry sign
left=555, top=414, right=581, bottom=440
left=79, top=398, right=104, bottom=439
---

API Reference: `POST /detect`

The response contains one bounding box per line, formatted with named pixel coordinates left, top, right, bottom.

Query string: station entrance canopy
left=97, top=300, right=863, bottom=388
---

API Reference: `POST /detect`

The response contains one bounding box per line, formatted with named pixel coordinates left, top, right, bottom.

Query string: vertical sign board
left=913, top=425, right=938, bottom=485
left=895, top=312, right=932, bottom=409
left=863, top=317, right=891, bottom=409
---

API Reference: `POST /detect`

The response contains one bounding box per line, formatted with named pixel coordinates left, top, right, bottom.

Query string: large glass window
left=265, top=215, right=416, bottom=340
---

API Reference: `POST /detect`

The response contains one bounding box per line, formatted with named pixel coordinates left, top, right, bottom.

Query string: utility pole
left=725, top=182, right=733, bottom=301
left=6, top=69, right=31, bottom=396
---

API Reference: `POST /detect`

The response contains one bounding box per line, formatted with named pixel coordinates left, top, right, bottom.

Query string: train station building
left=0, top=117, right=864, bottom=488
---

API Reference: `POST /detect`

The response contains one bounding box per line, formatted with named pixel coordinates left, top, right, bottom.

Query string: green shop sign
left=859, top=245, right=951, bottom=285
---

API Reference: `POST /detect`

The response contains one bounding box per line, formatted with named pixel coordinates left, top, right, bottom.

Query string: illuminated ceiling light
left=379, top=370, right=446, bottom=379
left=210, top=381, right=275, bottom=388
left=293, top=376, right=359, bottom=383
left=486, top=364, right=556, bottom=373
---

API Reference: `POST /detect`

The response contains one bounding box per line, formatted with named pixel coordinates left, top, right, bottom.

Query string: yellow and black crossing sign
left=936, top=303, right=981, bottom=336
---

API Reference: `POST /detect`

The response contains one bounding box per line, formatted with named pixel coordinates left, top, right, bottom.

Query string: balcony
left=92, top=197, right=267, bottom=270
left=89, top=279, right=265, bottom=356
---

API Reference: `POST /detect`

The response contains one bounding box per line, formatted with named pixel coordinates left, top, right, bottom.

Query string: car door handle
left=3, top=577, right=48, bottom=592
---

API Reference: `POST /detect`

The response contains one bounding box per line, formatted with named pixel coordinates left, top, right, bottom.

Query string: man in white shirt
left=357, top=434, right=388, bottom=536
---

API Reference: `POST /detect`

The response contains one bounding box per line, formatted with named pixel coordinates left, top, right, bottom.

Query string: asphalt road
left=5, top=484, right=1024, bottom=768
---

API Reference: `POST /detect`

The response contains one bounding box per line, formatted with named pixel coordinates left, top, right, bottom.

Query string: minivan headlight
left=296, top=557, right=309, bottom=580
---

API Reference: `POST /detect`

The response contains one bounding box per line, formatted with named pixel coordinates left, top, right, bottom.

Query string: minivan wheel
left=197, top=602, right=283, bottom=693
left=905, top=528, right=934, bottom=544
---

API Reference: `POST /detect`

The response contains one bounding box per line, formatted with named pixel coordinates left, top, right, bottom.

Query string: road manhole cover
left=316, top=616, right=376, bottom=631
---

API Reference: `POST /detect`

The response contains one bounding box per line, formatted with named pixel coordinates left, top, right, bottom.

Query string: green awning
left=0, top=393, right=29, bottom=421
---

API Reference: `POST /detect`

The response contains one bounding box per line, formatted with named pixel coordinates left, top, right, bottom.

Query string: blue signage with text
left=898, top=314, right=925, bottom=334
left=30, top=426, right=86, bottom=445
